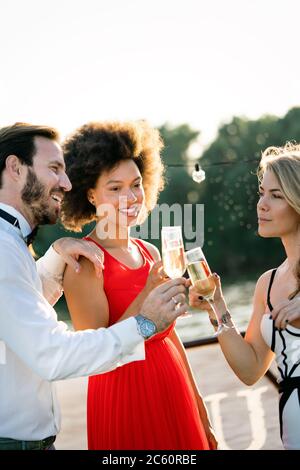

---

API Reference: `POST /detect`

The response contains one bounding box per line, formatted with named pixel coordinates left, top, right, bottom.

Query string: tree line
left=34, top=107, right=300, bottom=297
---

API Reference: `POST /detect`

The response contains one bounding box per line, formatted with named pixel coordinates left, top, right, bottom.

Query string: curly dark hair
left=61, top=120, right=165, bottom=232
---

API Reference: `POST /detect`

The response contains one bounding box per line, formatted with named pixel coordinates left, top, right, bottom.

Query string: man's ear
left=5, top=155, right=23, bottom=181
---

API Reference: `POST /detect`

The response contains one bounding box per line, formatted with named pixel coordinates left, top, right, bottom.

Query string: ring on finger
left=171, top=296, right=181, bottom=310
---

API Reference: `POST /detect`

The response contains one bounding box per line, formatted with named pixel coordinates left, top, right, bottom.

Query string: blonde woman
left=190, top=142, right=300, bottom=450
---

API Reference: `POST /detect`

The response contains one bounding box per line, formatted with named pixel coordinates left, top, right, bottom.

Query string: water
left=176, top=280, right=256, bottom=342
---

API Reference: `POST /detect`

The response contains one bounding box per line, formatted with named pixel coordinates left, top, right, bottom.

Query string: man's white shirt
left=0, top=204, right=145, bottom=440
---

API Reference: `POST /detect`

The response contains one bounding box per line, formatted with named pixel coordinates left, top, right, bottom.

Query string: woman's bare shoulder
left=63, top=255, right=101, bottom=288
left=254, top=269, right=276, bottom=304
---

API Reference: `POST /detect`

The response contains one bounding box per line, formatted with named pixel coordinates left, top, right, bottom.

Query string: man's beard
left=21, top=169, right=60, bottom=226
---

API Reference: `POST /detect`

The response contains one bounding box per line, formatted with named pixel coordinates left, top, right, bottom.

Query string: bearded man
left=0, top=123, right=187, bottom=450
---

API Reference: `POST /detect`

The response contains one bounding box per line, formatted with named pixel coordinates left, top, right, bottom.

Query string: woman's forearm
left=217, top=329, right=261, bottom=385
left=211, top=304, right=265, bottom=385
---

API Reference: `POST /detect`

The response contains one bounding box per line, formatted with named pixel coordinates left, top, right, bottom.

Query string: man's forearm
left=36, top=245, right=66, bottom=305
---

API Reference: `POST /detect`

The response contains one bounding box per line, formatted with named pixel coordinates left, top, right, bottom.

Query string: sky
left=1, top=0, right=300, bottom=149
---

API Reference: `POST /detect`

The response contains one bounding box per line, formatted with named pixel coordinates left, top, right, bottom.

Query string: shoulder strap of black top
left=267, top=269, right=277, bottom=352
left=267, top=269, right=277, bottom=312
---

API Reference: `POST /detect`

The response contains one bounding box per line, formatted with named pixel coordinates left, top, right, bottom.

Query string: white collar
left=0, top=203, right=32, bottom=238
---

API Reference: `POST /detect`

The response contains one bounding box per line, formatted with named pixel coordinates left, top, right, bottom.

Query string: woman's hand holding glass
left=189, top=272, right=226, bottom=310
left=186, top=248, right=232, bottom=335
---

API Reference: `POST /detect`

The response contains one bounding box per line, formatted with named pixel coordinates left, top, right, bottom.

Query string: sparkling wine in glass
left=161, top=226, right=188, bottom=318
left=186, top=247, right=228, bottom=335
left=161, top=226, right=186, bottom=279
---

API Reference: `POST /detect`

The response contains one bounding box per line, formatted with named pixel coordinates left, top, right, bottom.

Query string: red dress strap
left=131, top=238, right=155, bottom=262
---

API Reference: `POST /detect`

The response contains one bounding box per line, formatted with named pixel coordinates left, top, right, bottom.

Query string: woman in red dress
left=61, top=120, right=216, bottom=450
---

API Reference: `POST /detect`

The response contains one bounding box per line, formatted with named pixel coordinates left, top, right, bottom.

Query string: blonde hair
left=258, top=142, right=300, bottom=216
left=258, top=142, right=300, bottom=297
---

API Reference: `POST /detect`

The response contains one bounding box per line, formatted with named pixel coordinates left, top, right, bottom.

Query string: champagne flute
left=185, top=247, right=229, bottom=335
left=161, top=226, right=188, bottom=316
left=161, top=226, right=186, bottom=279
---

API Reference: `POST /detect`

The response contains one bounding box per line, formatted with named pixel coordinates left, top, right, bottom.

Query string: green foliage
left=33, top=107, right=300, bottom=318
left=158, top=124, right=202, bottom=223
left=197, top=108, right=300, bottom=276
left=159, top=123, right=199, bottom=164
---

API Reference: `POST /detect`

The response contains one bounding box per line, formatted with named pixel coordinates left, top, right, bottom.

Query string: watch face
left=137, top=315, right=156, bottom=339
left=143, top=319, right=156, bottom=337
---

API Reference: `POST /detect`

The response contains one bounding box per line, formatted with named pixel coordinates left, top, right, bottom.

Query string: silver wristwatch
left=135, top=315, right=157, bottom=339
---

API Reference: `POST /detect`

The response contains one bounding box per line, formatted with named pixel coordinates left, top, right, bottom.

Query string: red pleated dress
left=85, top=237, right=209, bottom=450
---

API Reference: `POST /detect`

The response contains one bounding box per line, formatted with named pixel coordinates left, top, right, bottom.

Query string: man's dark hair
left=0, top=122, right=59, bottom=187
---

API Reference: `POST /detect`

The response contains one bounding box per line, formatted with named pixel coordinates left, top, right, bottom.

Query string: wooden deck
left=55, top=342, right=283, bottom=450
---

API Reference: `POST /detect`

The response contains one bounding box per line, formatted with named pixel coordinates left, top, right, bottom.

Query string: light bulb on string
left=192, top=163, right=206, bottom=184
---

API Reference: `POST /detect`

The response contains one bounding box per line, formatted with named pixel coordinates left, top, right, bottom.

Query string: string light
left=192, top=163, right=206, bottom=183
left=165, top=158, right=260, bottom=169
